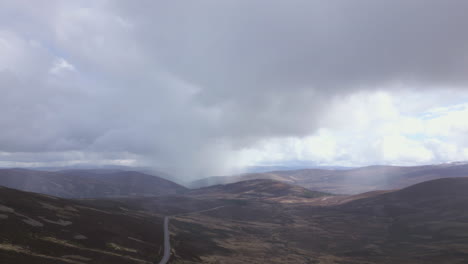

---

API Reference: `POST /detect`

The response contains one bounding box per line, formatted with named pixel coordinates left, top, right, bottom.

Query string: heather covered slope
left=169, top=177, right=468, bottom=263
left=0, top=169, right=187, bottom=198
left=2, top=171, right=468, bottom=263
left=188, top=179, right=329, bottom=199
left=0, top=186, right=164, bottom=264
left=190, top=163, right=468, bottom=194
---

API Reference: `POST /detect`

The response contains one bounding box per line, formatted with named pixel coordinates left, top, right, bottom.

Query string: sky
left=2, top=0, right=468, bottom=178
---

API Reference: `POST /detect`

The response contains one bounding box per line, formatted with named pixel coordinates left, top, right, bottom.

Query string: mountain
left=188, top=179, right=329, bottom=199
left=166, top=177, right=468, bottom=263
left=25, top=165, right=186, bottom=185
left=2, top=174, right=468, bottom=263
left=242, top=165, right=353, bottom=173
left=190, top=163, right=468, bottom=194
left=0, top=169, right=187, bottom=198
left=0, top=185, right=164, bottom=264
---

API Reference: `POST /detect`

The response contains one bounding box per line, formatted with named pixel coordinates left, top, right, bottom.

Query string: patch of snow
left=0, top=204, right=14, bottom=213
left=39, top=202, right=61, bottom=211
left=39, top=217, right=72, bottom=226
left=62, top=255, right=92, bottom=261
left=22, top=218, right=43, bottom=227
left=64, top=206, right=78, bottom=212
left=36, top=193, right=59, bottom=200
left=73, top=234, right=87, bottom=240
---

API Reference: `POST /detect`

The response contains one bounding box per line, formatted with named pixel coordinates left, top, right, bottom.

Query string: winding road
left=157, top=216, right=170, bottom=264
left=156, top=206, right=225, bottom=264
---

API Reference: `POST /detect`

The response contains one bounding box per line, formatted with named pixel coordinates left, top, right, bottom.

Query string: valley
left=1, top=167, right=468, bottom=263
left=4, top=2, right=468, bottom=263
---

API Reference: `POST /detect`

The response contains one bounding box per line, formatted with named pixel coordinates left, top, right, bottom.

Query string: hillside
left=190, top=163, right=468, bottom=194
left=0, top=186, right=164, bottom=264
left=188, top=179, right=329, bottom=199
left=2, top=169, right=468, bottom=263
left=0, top=169, right=187, bottom=198
left=168, top=177, right=468, bottom=263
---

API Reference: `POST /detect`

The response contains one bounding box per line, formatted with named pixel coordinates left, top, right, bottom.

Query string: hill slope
left=168, top=177, right=468, bottom=263
left=0, top=186, right=164, bottom=264
left=3, top=170, right=468, bottom=263
left=190, top=163, right=468, bottom=194
left=188, top=179, right=329, bottom=199
left=0, top=169, right=187, bottom=198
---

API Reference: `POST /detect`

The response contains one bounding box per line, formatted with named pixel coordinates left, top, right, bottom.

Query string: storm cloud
left=1, top=0, right=468, bottom=177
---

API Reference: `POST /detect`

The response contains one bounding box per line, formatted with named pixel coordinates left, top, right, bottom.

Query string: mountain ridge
left=0, top=169, right=187, bottom=199
left=190, top=163, right=468, bottom=194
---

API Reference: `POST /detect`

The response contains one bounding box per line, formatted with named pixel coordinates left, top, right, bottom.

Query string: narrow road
left=157, top=216, right=170, bottom=264
left=156, top=206, right=226, bottom=264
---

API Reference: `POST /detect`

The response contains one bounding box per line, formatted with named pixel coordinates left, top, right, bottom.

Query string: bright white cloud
left=237, top=91, right=468, bottom=167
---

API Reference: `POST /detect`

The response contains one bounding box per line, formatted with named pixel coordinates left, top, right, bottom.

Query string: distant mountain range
left=190, top=162, right=468, bottom=194
left=3, top=161, right=468, bottom=200
left=0, top=168, right=187, bottom=198
left=241, top=164, right=354, bottom=173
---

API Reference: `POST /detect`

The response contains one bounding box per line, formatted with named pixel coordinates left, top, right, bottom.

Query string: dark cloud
left=1, top=0, right=468, bottom=177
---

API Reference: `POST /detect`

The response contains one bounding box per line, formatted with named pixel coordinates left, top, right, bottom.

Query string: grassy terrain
left=2, top=176, right=468, bottom=263
left=0, top=186, right=164, bottom=264
left=167, top=178, right=468, bottom=263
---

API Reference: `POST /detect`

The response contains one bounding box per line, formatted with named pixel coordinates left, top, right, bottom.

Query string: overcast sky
left=2, top=0, right=468, bottom=178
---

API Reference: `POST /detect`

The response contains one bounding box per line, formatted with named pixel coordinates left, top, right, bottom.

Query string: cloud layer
left=1, top=1, right=468, bottom=177
left=240, top=91, right=468, bottom=167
